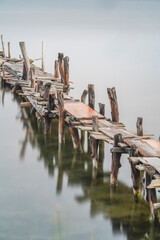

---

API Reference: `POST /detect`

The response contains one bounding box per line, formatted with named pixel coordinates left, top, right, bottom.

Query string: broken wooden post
left=64, top=56, right=69, bottom=86
left=110, top=134, right=122, bottom=185
left=43, top=82, right=51, bottom=101
left=57, top=91, right=65, bottom=144
left=42, top=41, right=45, bottom=72
left=81, top=90, right=88, bottom=103
left=19, top=42, right=30, bottom=80
left=22, top=62, right=27, bottom=80
left=107, top=87, right=119, bottom=122
left=30, top=67, right=35, bottom=89
left=90, top=116, right=99, bottom=166
left=1, top=35, right=6, bottom=58
left=58, top=53, right=64, bottom=83
left=88, top=84, right=95, bottom=109
left=69, top=126, right=82, bottom=152
left=136, top=117, right=143, bottom=136
left=54, top=60, right=60, bottom=78
left=35, top=80, right=43, bottom=94
left=99, top=103, right=105, bottom=116
left=47, top=94, right=56, bottom=112
left=44, top=117, right=52, bottom=134
left=8, top=42, right=11, bottom=59
left=129, top=145, right=141, bottom=200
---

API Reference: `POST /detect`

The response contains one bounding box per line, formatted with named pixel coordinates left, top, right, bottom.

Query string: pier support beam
left=57, top=91, right=65, bottom=144
left=69, top=127, right=82, bottom=152
left=19, top=42, right=30, bottom=80
left=88, top=84, right=95, bottom=110
left=107, top=87, right=119, bottom=122
left=1, top=35, right=6, bottom=58
left=35, top=80, right=43, bottom=94
left=58, top=53, right=64, bottom=83
left=81, top=89, right=88, bottom=103
left=90, top=116, right=99, bottom=167
left=110, top=134, right=122, bottom=185
left=8, top=42, right=11, bottom=59
left=136, top=117, right=143, bottom=136
left=129, top=145, right=141, bottom=200
left=44, top=117, right=52, bottom=134
left=99, top=103, right=105, bottom=116
left=43, top=82, right=51, bottom=101
left=30, top=67, right=35, bottom=89
left=54, top=60, right=60, bottom=78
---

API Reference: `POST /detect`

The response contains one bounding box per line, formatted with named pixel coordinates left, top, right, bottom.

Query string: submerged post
left=110, top=134, right=122, bottom=185
left=88, top=84, right=95, bottom=109
left=42, top=41, right=45, bottom=72
left=136, top=117, right=143, bottom=136
left=19, top=42, right=30, bottom=80
left=99, top=103, right=105, bottom=116
left=107, top=87, right=119, bottom=122
left=81, top=89, right=88, bottom=103
left=1, top=35, right=6, bottom=58
left=57, top=91, right=65, bottom=144
left=8, top=42, right=11, bottom=59
left=54, top=60, right=60, bottom=78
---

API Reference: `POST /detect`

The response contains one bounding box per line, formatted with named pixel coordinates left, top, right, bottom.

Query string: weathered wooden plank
left=147, top=179, right=160, bottom=189
left=138, top=157, right=160, bottom=173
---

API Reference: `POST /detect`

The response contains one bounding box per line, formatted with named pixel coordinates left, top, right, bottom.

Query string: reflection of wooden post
left=90, top=116, right=99, bottom=165
left=110, top=134, right=122, bottom=185
left=99, top=103, right=105, bottom=116
left=19, top=42, right=30, bottom=80
left=30, top=67, right=35, bottom=89
left=8, top=42, right=11, bottom=59
left=58, top=53, right=64, bottom=83
left=81, top=90, right=88, bottom=103
left=88, top=84, right=95, bottom=109
left=44, top=117, right=52, bottom=134
left=1, top=35, right=6, bottom=58
left=69, top=127, right=82, bottom=152
left=54, top=60, right=60, bottom=78
left=43, top=82, right=51, bottom=101
left=129, top=145, right=141, bottom=200
left=107, top=87, right=119, bottom=122
left=42, top=41, right=45, bottom=72
left=57, top=91, right=65, bottom=144
left=136, top=117, right=143, bottom=136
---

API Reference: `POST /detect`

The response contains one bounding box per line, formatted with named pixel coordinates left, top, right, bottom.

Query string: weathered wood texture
left=57, top=91, right=65, bottom=144
left=137, top=117, right=143, bottom=136
left=58, top=53, right=64, bottom=83
left=81, top=90, right=88, bottom=103
left=63, top=56, right=69, bottom=85
left=69, top=127, right=82, bottom=151
left=107, top=87, right=119, bottom=122
left=42, top=41, right=45, bottom=72
left=8, top=42, right=11, bottom=59
left=19, top=42, right=30, bottom=80
left=30, top=67, right=35, bottom=89
left=54, top=60, right=60, bottom=78
left=99, top=103, right=105, bottom=116
left=1, top=35, right=6, bottom=58
left=88, top=84, right=95, bottom=109
left=43, top=82, right=51, bottom=101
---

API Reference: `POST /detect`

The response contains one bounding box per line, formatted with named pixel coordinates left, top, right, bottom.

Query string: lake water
left=1, top=0, right=160, bottom=239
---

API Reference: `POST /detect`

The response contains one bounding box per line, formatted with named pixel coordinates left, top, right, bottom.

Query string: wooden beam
left=20, top=102, right=32, bottom=108
left=43, top=82, right=51, bottom=101
left=64, top=56, right=69, bottom=86
left=107, top=87, right=119, bottom=122
left=69, top=127, right=82, bottom=152
left=19, top=42, right=30, bottom=80
left=42, top=41, right=45, bottom=72
left=136, top=117, right=143, bottom=136
left=8, top=42, right=11, bottom=59
left=88, top=84, right=95, bottom=110
left=30, top=67, right=35, bottom=89
left=57, top=91, right=65, bottom=144
left=58, top=53, right=64, bottom=83
left=54, top=60, right=60, bottom=78
left=1, top=35, right=6, bottom=58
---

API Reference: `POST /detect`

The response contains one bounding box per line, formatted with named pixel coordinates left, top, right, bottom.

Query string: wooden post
left=99, top=103, right=105, bottom=116
left=1, top=62, right=5, bottom=79
left=57, top=91, right=65, bottom=144
left=129, top=145, right=141, bottom=200
left=64, top=56, right=69, bottom=86
left=19, top=42, right=30, bottom=80
left=81, top=90, right=88, bottom=103
left=58, top=53, right=64, bottom=83
left=88, top=84, right=95, bottom=109
left=136, top=117, right=143, bottom=136
left=44, top=117, right=52, bottom=134
left=69, top=127, right=82, bottom=152
left=54, top=60, right=60, bottom=78
left=107, top=87, right=119, bottom=122
left=35, top=80, right=43, bottom=94
left=1, top=35, right=6, bottom=58
left=110, top=134, right=122, bottom=185
left=47, top=94, right=55, bottom=112
left=42, top=41, right=45, bottom=72
left=30, top=67, right=35, bottom=89
left=43, top=82, right=51, bottom=101
left=8, top=42, right=11, bottom=59
left=90, top=116, right=99, bottom=166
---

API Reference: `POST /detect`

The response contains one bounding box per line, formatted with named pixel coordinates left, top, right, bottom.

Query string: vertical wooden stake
left=107, top=87, right=119, bottom=122
left=43, top=82, right=51, bottom=101
left=44, top=117, right=52, bottom=134
left=58, top=53, right=64, bottom=83
left=81, top=90, right=88, bottom=103
left=54, top=60, right=60, bottom=78
left=136, top=117, right=143, bottom=136
left=35, top=81, right=43, bottom=94
left=110, top=134, right=122, bottom=185
left=64, top=56, right=69, bottom=86
left=99, top=103, right=105, bottom=116
left=57, top=91, right=65, bottom=144
left=42, top=41, right=45, bottom=72
left=1, top=62, right=5, bottom=79
left=1, top=35, right=6, bottom=58
left=90, top=116, right=99, bottom=166
left=30, top=67, right=35, bottom=89
left=69, top=127, right=82, bottom=152
left=88, top=84, right=95, bottom=109
left=8, top=42, right=11, bottom=59
left=19, top=42, right=30, bottom=80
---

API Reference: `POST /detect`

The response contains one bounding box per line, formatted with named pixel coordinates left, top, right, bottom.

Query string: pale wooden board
left=147, top=179, right=160, bottom=189
left=138, top=157, right=160, bottom=173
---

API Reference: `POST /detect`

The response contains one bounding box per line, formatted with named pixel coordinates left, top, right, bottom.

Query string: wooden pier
left=1, top=36, right=160, bottom=219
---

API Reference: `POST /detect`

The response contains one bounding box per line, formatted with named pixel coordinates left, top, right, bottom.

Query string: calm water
left=1, top=0, right=160, bottom=239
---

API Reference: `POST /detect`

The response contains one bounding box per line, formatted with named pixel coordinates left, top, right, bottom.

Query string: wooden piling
left=107, top=87, right=119, bottom=122
left=69, top=127, right=82, bottom=152
left=19, top=42, right=30, bottom=80
left=54, top=60, right=60, bottom=78
left=90, top=116, right=99, bottom=166
left=64, top=56, right=69, bottom=86
left=110, top=134, right=122, bottom=185
left=99, top=103, right=105, bottom=116
left=88, top=84, right=95, bottom=110
left=57, top=91, right=65, bottom=144
left=81, top=90, right=88, bottom=103
left=136, top=117, right=143, bottom=136
left=44, top=117, right=52, bottom=134
left=47, top=94, right=56, bottom=112
left=58, top=53, right=64, bottom=83
left=42, top=41, right=45, bottom=72
left=35, top=80, right=43, bottom=94
left=8, top=42, right=11, bottom=59
left=43, top=82, right=51, bottom=101
left=30, top=67, right=35, bottom=89
left=1, top=35, right=6, bottom=58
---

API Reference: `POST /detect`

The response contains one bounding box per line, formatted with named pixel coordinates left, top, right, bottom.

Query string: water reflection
left=1, top=83, right=160, bottom=240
